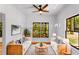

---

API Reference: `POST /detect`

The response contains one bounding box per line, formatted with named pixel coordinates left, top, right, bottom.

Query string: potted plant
left=24, top=28, right=30, bottom=37
left=40, top=42, right=43, bottom=47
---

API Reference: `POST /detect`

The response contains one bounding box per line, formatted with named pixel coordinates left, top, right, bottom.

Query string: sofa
left=51, top=36, right=71, bottom=55
left=22, top=41, right=31, bottom=54
left=51, top=41, right=58, bottom=54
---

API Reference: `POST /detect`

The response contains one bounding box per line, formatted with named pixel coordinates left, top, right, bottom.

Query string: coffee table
left=35, top=46, right=48, bottom=55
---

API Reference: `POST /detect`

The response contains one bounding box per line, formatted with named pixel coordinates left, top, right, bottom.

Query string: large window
left=33, top=22, right=49, bottom=38
left=66, top=14, right=79, bottom=49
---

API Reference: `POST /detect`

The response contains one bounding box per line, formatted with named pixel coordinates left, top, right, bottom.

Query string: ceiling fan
left=33, top=4, right=49, bottom=14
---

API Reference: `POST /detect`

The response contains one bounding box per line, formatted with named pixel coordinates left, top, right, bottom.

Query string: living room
left=0, top=4, right=79, bottom=55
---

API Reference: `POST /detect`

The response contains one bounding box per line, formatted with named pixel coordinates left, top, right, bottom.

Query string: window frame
left=66, top=14, right=79, bottom=49
left=32, top=22, right=49, bottom=38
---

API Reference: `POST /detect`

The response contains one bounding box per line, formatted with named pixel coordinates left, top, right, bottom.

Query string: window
left=33, top=22, right=49, bottom=38
left=66, top=31, right=78, bottom=46
left=66, top=14, right=79, bottom=49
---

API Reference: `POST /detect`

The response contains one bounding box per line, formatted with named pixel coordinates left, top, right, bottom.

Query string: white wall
left=0, top=4, right=26, bottom=54
left=56, top=4, right=79, bottom=37
left=56, top=4, right=79, bottom=55
left=23, top=13, right=55, bottom=42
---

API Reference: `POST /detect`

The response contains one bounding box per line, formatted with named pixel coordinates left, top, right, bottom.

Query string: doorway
left=0, top=13, right=5, bottom=55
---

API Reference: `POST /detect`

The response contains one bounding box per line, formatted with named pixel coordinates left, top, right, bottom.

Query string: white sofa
left=51, top=41, right=58, bottom=54
left=51, top=37, right=71, bottom=55
left=22, top=37, right=31, bottom=54
left=15, top=37, right=31, bottom=55
left=22, top=41, right=31, bottom=54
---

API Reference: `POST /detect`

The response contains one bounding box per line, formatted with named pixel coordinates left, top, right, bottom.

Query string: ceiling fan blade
left=42, top=10, right=49, bottom=12
left=32, top=10, right=39, bottom=12
left=42, top=4, right=48, bottom=9
left=33, top=5, right=39, bottom=10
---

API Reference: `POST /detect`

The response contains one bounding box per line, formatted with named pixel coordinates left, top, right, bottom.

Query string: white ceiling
left=12, top=4, right=65, bottom=15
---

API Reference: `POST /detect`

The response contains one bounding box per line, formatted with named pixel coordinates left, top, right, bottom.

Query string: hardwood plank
left=0, top=42, right=2, bottom=55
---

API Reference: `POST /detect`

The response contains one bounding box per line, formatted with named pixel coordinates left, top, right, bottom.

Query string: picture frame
left=11, top=25, right=21, bottom=35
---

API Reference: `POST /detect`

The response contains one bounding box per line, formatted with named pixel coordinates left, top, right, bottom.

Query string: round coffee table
left=35, top=46, right=48, bottom=55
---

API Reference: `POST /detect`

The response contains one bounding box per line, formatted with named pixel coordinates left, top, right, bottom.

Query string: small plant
left=24, top=28, right=30, bottom=37
left=40, top=42, right=43, bottom=47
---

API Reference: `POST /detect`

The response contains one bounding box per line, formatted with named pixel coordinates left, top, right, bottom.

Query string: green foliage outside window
left=66, top=14, right=79, bottom=47
left=33, top=22, right=49, bottom=38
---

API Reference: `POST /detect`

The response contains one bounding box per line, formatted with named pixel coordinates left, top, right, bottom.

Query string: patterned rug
left=25, top=44, right=56, bottom=55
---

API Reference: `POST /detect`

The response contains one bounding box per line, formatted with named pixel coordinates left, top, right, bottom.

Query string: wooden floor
left=25, top=44, right=56, bottom=55
left=0, top=42, right=2, bottom=55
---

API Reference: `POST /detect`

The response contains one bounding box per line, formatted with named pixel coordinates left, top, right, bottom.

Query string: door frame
left=0, top=13, right=6, bottom=55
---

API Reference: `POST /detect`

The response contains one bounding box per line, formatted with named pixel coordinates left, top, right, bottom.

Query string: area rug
left=25, top=45, right=56, bottom=55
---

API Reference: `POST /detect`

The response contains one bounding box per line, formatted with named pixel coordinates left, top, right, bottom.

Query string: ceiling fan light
left=39, top=11, right=42, bottom=14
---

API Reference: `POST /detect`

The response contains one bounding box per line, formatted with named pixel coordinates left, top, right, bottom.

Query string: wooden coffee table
left=35, top=46, right=48, bottom=55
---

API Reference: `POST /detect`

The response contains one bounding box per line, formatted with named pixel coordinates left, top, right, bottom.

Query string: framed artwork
left=11, top=25, right=21, bottom=35
left=32, top=22, right=49, bottom=38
